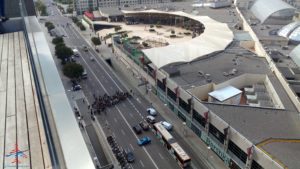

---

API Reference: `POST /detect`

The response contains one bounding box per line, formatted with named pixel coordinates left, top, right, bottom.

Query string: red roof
left=84, top=11, right=94, bottom=20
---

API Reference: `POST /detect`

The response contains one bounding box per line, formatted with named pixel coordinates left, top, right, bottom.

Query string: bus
left=153, top=122, right=191, bottom=168
left=153, top=122, right=175, bottom=146
left=170, top=142, right=191, bottom=168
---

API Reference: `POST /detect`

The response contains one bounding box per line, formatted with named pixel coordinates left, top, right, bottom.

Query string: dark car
left=124, top=149, right=135, bottom=163
left=83, top=46, right=88, bottom=52
left=139, top=121, right=149, bottom=131
left=132, top=125, right=142, bottom=134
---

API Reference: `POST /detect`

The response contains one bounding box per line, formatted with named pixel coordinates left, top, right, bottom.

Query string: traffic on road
left=41, top=2, right=194, bottom=169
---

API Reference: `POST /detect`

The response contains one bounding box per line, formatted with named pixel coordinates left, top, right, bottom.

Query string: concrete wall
left=188, top=83, right=213, bottom=101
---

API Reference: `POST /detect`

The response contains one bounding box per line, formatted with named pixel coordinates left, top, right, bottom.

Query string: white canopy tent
left=122, top=10, right=233, bottom=68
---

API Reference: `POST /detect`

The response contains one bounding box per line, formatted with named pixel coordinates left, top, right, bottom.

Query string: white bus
left=153, top=122, right=175, bottom=147
left=170, top=142, right=191, bottom=168
left=153, top=122, right=191, bottom=168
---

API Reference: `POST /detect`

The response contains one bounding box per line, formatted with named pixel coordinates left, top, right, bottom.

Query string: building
left=74, top=0, right=98, bottom=15
left=74, top=0, right=171, bottom=15
left=1, top=0, right=95, bottom=168
left=100, top=4, right=300, bottom=168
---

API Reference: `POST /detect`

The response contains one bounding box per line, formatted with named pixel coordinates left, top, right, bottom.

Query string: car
left=132, top=125, right=142, bottom=134
left=70, top=56, right=76, bottom=62
left=83, top=46, right=88, bottom=52
left=139, top=121, right=149, bottom=131
left=146, top=115, right=155, bottom=124
left=72, top=84, right=81, bottom=91
left=124, top=149, right=135, bottom=163
left=160, top=121, right=173, bottom=131
left=146, top=108, right=157, bottom=116
left=137, top=136, right=151, bottom=146
left=90, top=57, right=95, bottom=61
left=74, top=53, right=80, bottom=57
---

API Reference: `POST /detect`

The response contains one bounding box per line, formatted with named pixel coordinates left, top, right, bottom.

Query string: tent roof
left=250, top=0, right=295, bottom=24
left=122, top=10, right=233, bottom=68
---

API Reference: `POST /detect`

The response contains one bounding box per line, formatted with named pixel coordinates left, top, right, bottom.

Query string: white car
left=160, top=121, right=172, bottom=131
left=147, top=108, right=157, bottom=116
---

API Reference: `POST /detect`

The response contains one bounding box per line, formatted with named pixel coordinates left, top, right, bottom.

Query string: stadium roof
left=250, top=0, right=295, bottom=24
left=122, top=10, right=233, bottom=68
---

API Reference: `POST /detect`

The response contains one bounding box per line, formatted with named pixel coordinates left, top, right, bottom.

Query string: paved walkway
left=77, top=22, right=228, bottom=169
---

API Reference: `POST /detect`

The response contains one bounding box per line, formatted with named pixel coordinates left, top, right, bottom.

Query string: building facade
left=74, top=0, right=98, bottom=14
left=75, top=0, right=171, bottom=14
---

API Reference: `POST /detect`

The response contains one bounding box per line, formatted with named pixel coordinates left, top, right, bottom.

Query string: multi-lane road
left=42, top=3, right=184, bottom=169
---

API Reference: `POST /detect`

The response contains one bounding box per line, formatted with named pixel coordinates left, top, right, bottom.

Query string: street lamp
left=206, top=146, right=211, bottom=160
left=182, top=122, right=187, bottom=136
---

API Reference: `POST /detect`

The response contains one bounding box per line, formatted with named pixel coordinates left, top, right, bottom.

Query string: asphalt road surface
left=42, top=3, right=183, bottom=169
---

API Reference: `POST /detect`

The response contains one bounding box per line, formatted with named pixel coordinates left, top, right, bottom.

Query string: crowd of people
left=91, top=90, right=132, bottom=116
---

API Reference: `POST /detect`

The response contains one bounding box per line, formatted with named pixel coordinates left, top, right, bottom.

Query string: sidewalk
left=77, top=23, right=228, bottom=169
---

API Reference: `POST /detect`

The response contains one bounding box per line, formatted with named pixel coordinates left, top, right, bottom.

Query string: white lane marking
left=116, top=106, right=159, bottom=169
left=69, top=26, right=80, bottom=39
left=77, top=47, right=159, bottom=169
left=114, top=118, right=117, bottom=123
left=129, top=144, right=134, bottom=151
left=136, top=97, right=141, bottom=103
left=158, top=153, right=164, bottom=160
left=139, top=160, right=145, bottom=168
left=121, top=129, right=125, bottom=135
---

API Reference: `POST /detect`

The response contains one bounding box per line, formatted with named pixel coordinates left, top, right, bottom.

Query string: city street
left=42, top=2, right=184, bottom=169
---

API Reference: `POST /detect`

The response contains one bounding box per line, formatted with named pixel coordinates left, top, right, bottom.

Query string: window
left=208, top=124, right=225, bottom=144
left=167, top=88, right=176, bottom=101
left=228, top=140, right=247, bottom=164
left=178, top=111, right=186, bottom=122
left=192, top=110, right=206, bottom=127
left=251, top=160, right=264, bottom=169
left=157, top=79, right=166, bottom=91
left=179, top=98, right=190, bottom=113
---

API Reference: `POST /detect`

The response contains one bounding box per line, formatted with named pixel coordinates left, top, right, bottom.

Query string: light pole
left=182, top=122, right=187, bottom=136
left=206, top=146, right=211, bottom=160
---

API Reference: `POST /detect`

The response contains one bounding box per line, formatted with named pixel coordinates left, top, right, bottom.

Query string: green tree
left=45, top=21, right=53, bottom=27
left=52, top=37, right=64, bottom=45
left=47, top=24, right=55, bottom=31
left=63, top=63, right=84, bottom=80
left=91, top=37, right=101, bottom=47
left=79, top=25, right=86, bottom=31
left=55, top=45, right=73, bottom=61
left=45, top=22, right=55, bottom=31
left=67, top=7, right=73, bottom=14
left=114, top=26, right=122, bottom=32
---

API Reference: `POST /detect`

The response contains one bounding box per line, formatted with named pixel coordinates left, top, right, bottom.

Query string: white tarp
left=122, top=10, right=233, bottom=68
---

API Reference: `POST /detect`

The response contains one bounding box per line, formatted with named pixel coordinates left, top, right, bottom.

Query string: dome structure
left=250, top=0, right=295, bottom=24
left=278, top=21, right=300, bottom=42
